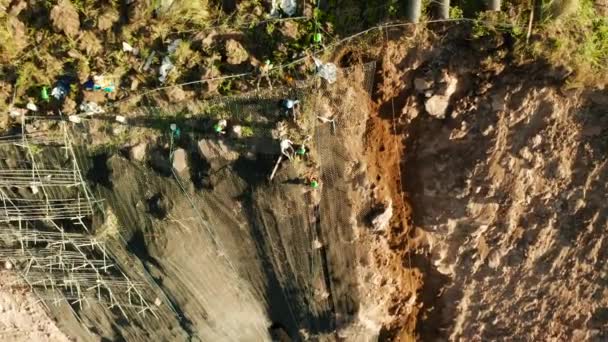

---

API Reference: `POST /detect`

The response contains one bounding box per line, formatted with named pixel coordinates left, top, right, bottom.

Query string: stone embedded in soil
left=424, top=72, right=459, bottom=119
left=172, top=148, right=188, bottom=173
left=225, top=39, right=249, bottom=65
left=198, top=139, right=239, bottom=169
left=130, top=143, right=147, bottom=162
left=425, top=95, right=450, bottom=119
left=371, top=201, right=393, bottom=231
left=414, top=77, right=433, bottom=93
left=61, top=97, right=77, bottom=115
left=231, top=125, right=242, bottom=138
left=97, top=7, right=119, bottom=31
left=8, top=0, right=27, bottom=16
left=50, top=0, right=80, bottom=38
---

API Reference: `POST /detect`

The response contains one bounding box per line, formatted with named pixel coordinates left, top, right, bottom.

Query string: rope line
left=106, top=17, right=494, bottom=107
left=382, top=26, right=416, bottom=304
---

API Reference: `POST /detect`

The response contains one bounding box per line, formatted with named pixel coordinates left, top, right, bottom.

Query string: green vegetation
left=472, top=11, right=524, bottom=39
left=529, top=0, right=608, bottom=86
left=0, top=0, right=606, bottom=121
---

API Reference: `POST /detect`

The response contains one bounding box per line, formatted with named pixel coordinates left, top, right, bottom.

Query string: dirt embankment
left=25, top=64, right=420, bottom=341
left=368, top=26, right=608, bottom=340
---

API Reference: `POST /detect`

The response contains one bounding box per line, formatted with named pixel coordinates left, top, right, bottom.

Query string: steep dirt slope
left=40, top=66, right=417, bottom=341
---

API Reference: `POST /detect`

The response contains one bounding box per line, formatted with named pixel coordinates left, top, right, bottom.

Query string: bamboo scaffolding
left=0, top=127, right=157, bottom=320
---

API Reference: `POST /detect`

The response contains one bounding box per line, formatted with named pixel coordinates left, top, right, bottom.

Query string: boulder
left=198, top=139, right=240, bottom=170
left=172, top=148, right=188, bottom=173
left=425, top=95, right=450, bottom=119
left=130, top=143, right=147, bottom=162
left=225, top=39, right=249, bottom=65
left=371, top=201, right=393, bottom=231
left=424, top=72, right=459, bottom=119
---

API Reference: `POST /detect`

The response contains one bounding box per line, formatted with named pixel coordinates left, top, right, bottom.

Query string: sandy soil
left=0, top=271, right=70, bottom=342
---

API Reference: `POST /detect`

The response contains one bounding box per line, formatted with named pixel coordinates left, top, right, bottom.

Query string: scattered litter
left=157, top=39, right=181, bottom=83
left=213, top=119, right=227, bottom=134
left=68, top=115, right=82, bottom=123
left=79, top=101, right=105, bottom=115
left=31, top=185, right=39, bottom=195
left=84, top=75, right=115, bottom=92
left=122, top=41, right=138, bottom=55
left=271, top=0, right=297, bottom=17
left=313, top=33, right=323, bottom=43
left=295, top=145, right=307, bottom=156
left=122, top=41, right=133, bottom=52
left=314, top=58, right=337, bottom=84
left=115, top=115, right=127, bottom=124
left=51, top=79, right=70, bottom=100
left=170, top=123, right=181, bottom=138
left=371, top=201, right=393, bottom=231
left=143, top=51, right=156, bottom=71
left=4, top=261, right=12, bottom=270
left=26, top=102, right=38, bottom=111
left=167, top=39, right=182, bottom=54
left=41, top=86, right=50, bottom=102
left=158, top=56, right=174, bottom=83
left=154, top=298, right=162, bottom=306
left=280, top=99, right=300, bottom=120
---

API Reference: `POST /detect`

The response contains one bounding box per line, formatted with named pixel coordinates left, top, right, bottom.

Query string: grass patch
left=529, top=0, right=608, bottom=86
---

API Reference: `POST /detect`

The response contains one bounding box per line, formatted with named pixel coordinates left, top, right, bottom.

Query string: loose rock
left=198, top=139, right=240, bottom=170
left=425, top=95, right=450, bottom=119
left=172, top=148, right=188, bottom=173
left=130, top=143, right=147, bottom=162
left=50, top=0, right=80, bottom=37
left=414, top=77, right=433, bottom=93
left=225, top=39, right=249, bottom=65
left=371, top=201, right=393, bottom=231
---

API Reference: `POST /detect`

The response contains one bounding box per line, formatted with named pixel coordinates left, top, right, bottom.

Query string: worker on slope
left=256, top=59, right=273, bottom=90
left=295, top=144, right=308, bottom=158
left=279, top=98, right=300, bottom=121
left=308, top=176, right=320, bottom=189
left=280, top=139, right=295, bottom=160
left=213, top=119, right=227, bottom=135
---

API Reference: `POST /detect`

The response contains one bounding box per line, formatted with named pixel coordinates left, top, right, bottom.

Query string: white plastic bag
left=314, top=58, right=337, bottom=84
left=271, top=0, right=297, bottom=17
left=159, top=56, right=174, bottom=83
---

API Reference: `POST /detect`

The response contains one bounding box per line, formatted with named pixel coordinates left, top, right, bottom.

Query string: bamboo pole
left=437, top=0, right=450, bottom=19
left=405, top=0, right=422, bottom=23
left=487, top=0, right=501, bottom=11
